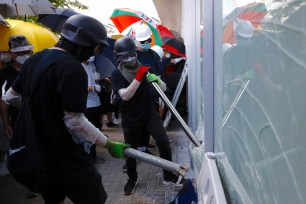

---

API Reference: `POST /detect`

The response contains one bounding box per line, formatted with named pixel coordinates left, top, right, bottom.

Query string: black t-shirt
left=111, top=67, right=155, bottom=127
left=13, top=49, right=90, bottom=169
left=0, top=63, right=20, bottom=126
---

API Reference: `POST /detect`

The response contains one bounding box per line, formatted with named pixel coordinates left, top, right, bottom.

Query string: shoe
left=122, top=164, right=127, bottom=173
left=0, top=162, right=10, bottom=177
left=124, top=179, right=138, bottom=195
left=146, top=144, right=156, bottom=150
left=163, top=174, right=186, bottom=187
left=106, top=121, right=119, bottom=128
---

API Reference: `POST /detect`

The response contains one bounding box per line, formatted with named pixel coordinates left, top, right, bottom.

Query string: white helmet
left=135, top=23, right=152, bottom=42
left=234, top=19, right=255, bottom=38
left=150, top=45, right=164, bottom=59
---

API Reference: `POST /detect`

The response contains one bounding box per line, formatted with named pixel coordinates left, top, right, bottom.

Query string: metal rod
left=221, top=80, right=250, bottom=127
left=124, top=148, right=189, bottom=177
left=163, top=64, right=188, bottom=129
left=150, top=82, right=201, bottom=147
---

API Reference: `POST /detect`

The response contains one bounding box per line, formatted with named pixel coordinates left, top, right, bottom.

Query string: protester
left=0, top=35, right=34, bottom=176
left=111, top=37, right=185, bottom=195
left=133, top=23, right=164, bottom=153
left=2, top=14, right=129, bottom=204
left=0, top=35, right=41, bottom=198
left=82, top=56, right=105, bottom=163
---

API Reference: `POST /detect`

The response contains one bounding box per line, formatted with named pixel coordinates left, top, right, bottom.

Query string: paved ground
left=0, top=117, right=194, bottom=204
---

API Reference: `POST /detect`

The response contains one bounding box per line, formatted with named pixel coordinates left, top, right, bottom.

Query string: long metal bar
left=150, top=81, right=201, bottom=147
left=124, top=148, right=189, bottom=177
left=221, top=80, right=250, bottom=127
left=163, top=64, right=188, bottom=129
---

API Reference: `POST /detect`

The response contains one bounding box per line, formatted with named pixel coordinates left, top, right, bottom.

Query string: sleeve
left=111, top=69, right=140, bottom=101
left=63, top=111, right=108, bottom=153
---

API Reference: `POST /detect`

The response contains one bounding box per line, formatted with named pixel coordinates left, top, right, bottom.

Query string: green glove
left=146, top=73, right=160, bottom=85
left=105, top=139, right=130, bottom=159
left=242, top=70, right=255, bottom=80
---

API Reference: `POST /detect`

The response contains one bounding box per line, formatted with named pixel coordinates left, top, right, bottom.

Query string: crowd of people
left=0, top=13, right=187, bottom=203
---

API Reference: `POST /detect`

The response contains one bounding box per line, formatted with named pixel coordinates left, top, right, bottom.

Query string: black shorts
left=42, top=165, right=107, bottom=204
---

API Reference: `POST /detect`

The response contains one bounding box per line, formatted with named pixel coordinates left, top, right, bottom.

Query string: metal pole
left=163, top=64, right=189, bottom=129
left=124, top=148, right=189, bottom=177
left=150, top=81, right=201, bottom=147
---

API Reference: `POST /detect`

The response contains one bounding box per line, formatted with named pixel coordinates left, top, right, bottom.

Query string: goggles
left=120, top=53, right=137, bottom=62
left=139, top=38, right=152, bottom=45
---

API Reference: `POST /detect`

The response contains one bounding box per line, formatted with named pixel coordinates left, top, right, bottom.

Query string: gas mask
left=16, top=54, right=31, bottom=64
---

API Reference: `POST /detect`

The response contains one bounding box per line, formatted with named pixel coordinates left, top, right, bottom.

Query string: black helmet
left=60, top=14, right=109, bottom=47
left=114, top=37, right=137, bottom=56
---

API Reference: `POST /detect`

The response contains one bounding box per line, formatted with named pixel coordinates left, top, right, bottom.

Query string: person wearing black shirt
left=111, top=37, right=185, bottom=196
left=2, top=15, right=129, bottom=204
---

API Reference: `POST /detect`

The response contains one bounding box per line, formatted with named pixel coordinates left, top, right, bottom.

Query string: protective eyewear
left=139, top=38, right=152, bottom=45
left=120, top=53, right=137, bottom=62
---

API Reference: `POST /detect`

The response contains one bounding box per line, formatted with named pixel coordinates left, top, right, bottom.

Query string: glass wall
left=215, top=0, right=306, bottom=203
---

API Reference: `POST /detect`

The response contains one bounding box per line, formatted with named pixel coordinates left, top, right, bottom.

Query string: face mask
left=121, top=56, right=137, bottom=68
left=140, top=43, right=150, bottom=51
left=15, top=54, right=31, bottom=64
left=0, top=53, right=12, bottom=63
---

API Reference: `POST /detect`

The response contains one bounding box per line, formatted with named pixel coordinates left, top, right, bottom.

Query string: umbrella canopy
left=0, top=0, right=55, bottom=18
left=0, top=19, right=58, bottom=52
left=94, top=38, right=117, bottom=79
left=110, top=8, right=162, bottom=45
left=223, top=2, right=268, bottom=44
left=162, top=37, right=186, bottom=58
left=38, top=8, right=79, bottom=33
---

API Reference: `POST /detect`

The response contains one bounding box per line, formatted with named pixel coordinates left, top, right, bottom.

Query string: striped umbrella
left=223, top=2, right=268, bottom=44
left=110, top=8, right=162, bottom=46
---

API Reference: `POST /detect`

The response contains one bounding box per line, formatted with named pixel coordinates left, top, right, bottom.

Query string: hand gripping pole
left=124, top=148, right=189, bottom=177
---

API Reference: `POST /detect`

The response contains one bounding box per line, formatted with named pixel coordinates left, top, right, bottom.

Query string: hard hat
left=135, top=23, right=152, bottom=42
left=150, top=45, right=164, bottom=59
left=234, top=19, right=255, bottom=38
left=61, top=14, right=109, bottom=47
left=114, top=37, right=137, bottom=56
left=8, top=35, right=34, bottom=52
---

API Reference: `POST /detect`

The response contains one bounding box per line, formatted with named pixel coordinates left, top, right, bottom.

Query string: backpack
left=7, top=54, right=57, bottom=193
left=7, top=98, right=51, bottom=193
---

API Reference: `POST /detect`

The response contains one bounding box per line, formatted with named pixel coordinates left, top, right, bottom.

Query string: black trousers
left=42, top=164, right=107, bottom=204
left=123, top=111, right=173, bottom=181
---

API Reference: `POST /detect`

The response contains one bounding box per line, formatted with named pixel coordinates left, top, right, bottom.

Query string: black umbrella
left=162, top=37, right=186, bottom=58
left=94, top=38, right=117, bottom=79
left=38, top=8, right=78, bottom=33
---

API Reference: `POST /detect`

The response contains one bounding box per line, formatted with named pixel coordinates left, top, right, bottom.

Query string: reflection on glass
left=218, top=1, right=306, bottom=203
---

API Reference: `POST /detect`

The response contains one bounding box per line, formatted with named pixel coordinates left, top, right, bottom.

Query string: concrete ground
left=0, top=117, right=194, bottom=204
